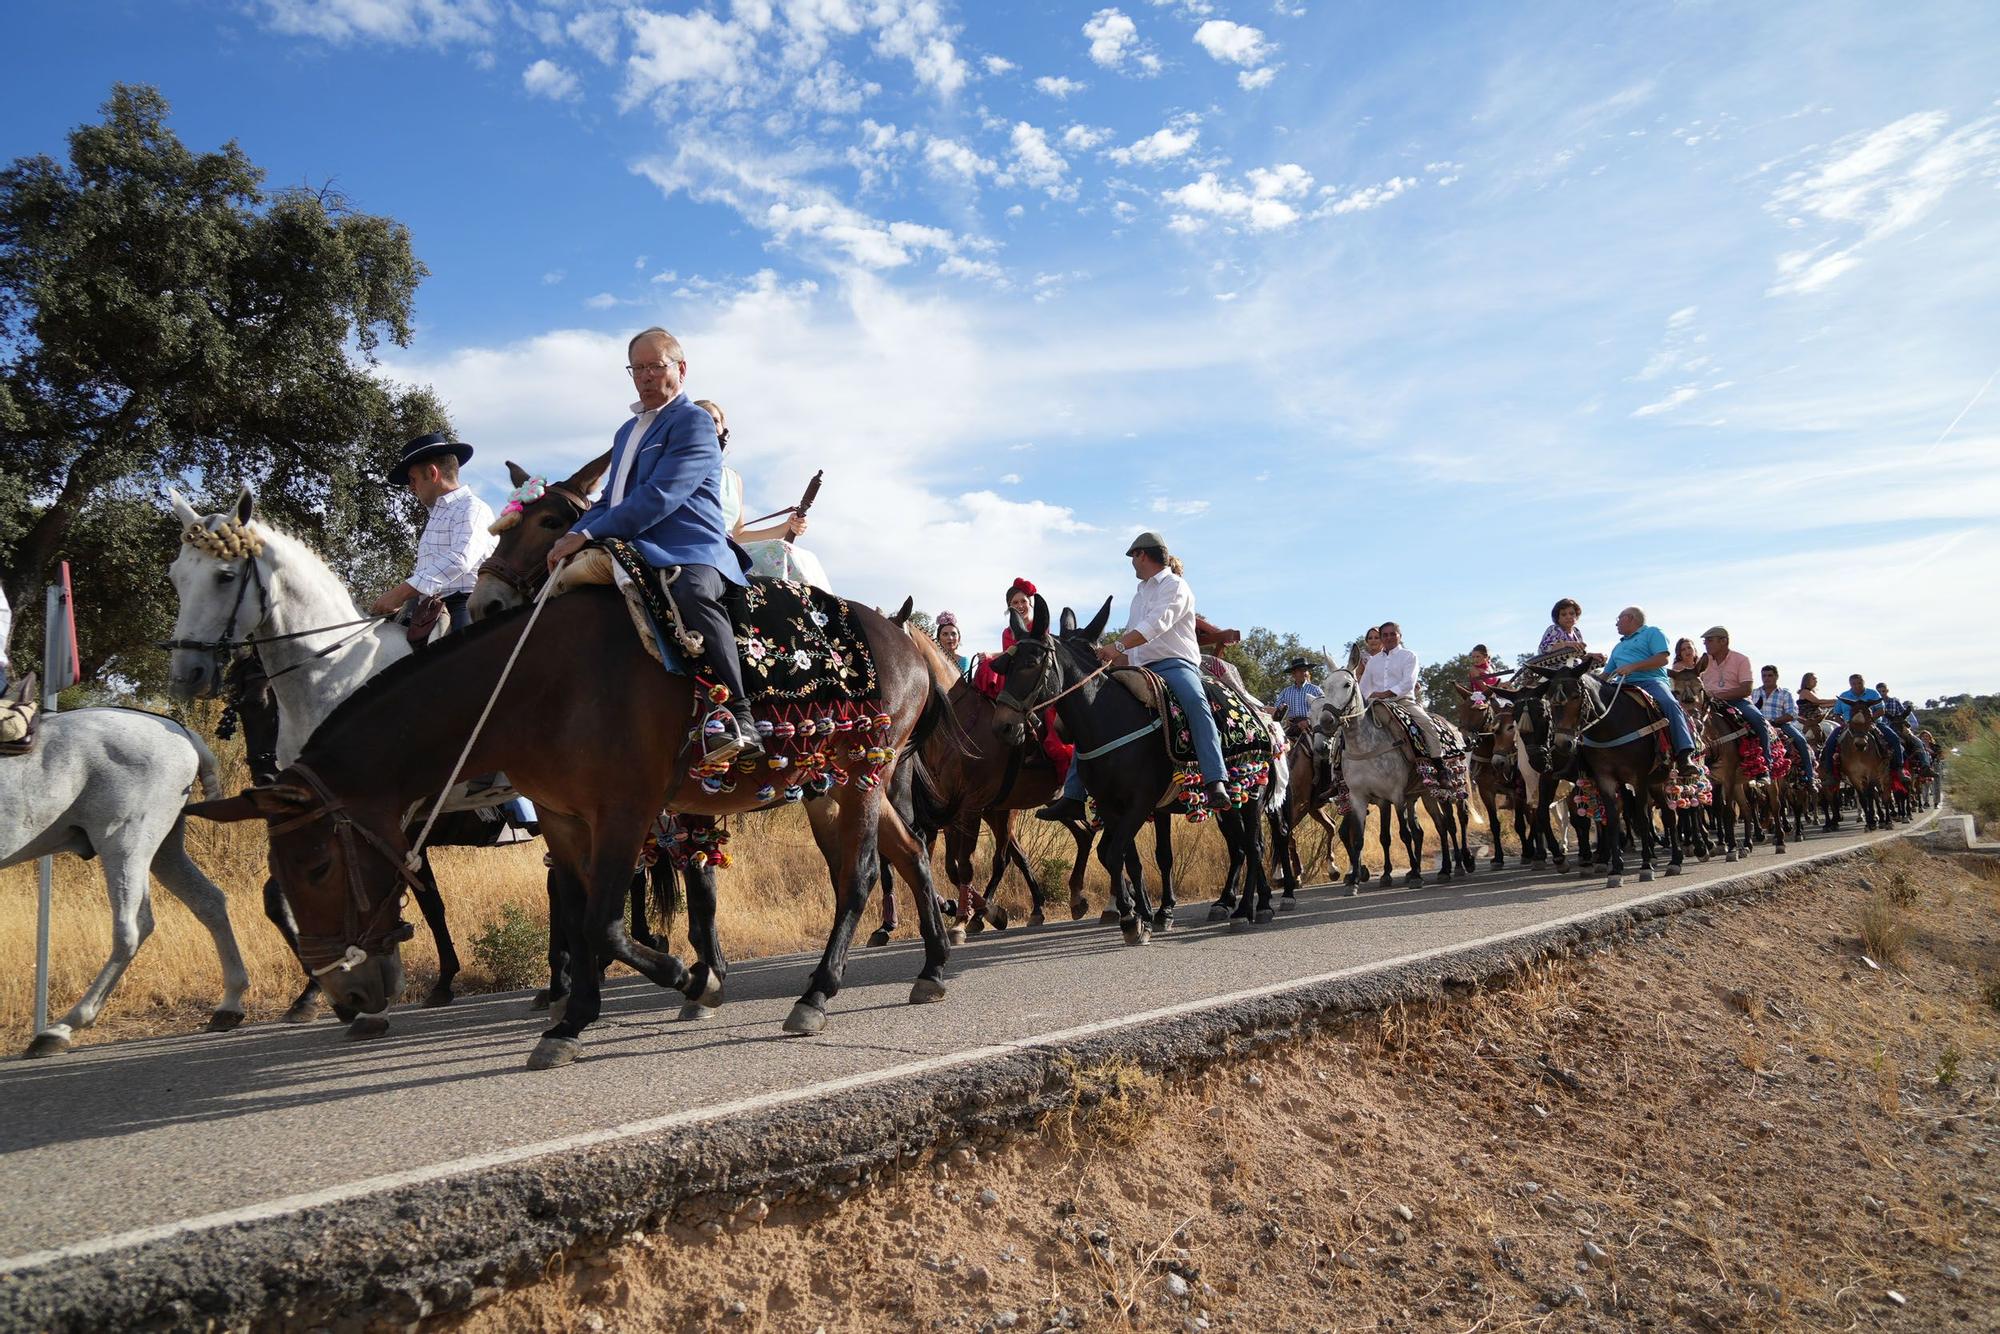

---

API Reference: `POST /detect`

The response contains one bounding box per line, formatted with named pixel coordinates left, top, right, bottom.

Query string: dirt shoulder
left=459, top=843, right=2000, bottom=1333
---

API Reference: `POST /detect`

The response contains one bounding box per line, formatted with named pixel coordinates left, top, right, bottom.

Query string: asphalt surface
left=0, top=815, right=1912, bottom=1282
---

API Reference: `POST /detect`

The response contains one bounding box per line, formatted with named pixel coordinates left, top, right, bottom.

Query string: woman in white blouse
left=696, top=399, right=831, bottom=591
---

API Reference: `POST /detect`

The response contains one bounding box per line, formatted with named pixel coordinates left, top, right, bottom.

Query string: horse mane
left=230, top=520, right=367, bottom=617
left=300, top=596, right=544, bottom=756
left=903, top=626, right=960, bottom=690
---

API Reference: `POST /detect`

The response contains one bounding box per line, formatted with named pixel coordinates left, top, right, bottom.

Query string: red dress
left=971, top=626, right=1072, bottom=781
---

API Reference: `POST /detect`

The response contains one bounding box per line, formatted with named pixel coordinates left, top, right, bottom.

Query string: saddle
left=0, top=673, right=38, bottom=756
left=1109, top=665, right=1269, bottom=769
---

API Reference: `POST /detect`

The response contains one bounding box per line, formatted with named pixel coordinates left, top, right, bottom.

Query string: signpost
left=32, top=563, right=78, bottom=1038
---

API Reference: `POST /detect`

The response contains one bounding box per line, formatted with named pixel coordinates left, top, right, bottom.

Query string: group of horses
left=0, top=471, right=1935, bottom=1068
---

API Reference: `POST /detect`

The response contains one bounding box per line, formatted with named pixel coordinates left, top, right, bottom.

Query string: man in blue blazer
left=547, top=326, right=763, bottom=762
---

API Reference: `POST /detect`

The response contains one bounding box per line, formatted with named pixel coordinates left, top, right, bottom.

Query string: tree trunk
left=2, top=434, right=116, bottom=614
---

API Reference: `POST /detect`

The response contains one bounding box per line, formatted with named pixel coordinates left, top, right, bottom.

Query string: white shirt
left=1359, top=644, right=1419, bottom=699
left=1124, top=568, right=1200, bottom=667
left=0, top=583, right=10, bottom=673
left=410, top=485, right=497, bottom=598
left=606, top=395, right=670, bottom=511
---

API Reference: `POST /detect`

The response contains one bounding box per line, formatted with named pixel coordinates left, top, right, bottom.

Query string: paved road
left=0, top=819, right=1909, bottom=1270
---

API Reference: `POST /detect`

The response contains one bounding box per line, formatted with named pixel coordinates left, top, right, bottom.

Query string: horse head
left=1314, top=668, right=1363, bottom=735
left=1518, top=662, right=1591, bottom=771
left=187, top=768, right=416, bottom=1015
left=471, top=452, right=611, bottom=621
left=164, top=485, right=271, bottom=701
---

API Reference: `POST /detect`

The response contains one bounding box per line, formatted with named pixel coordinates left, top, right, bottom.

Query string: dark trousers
left=443, top=592, right=472, bottom=633
left=668, top=563, right=751, bottom=709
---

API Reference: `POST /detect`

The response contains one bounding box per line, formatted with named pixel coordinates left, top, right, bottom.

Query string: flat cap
left=1125, top=530, right=1168, bottom=555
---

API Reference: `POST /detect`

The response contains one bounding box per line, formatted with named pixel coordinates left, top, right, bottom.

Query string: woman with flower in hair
left=974, top=577, right=1072, bottom=780
left=935, top=611, right=970, bottom=677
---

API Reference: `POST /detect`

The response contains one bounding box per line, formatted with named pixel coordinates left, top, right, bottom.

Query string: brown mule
left=1833, top=699, right=1895, bottom=831
left=190, top=588, right=957, bottom=1067
left=1697, top=690, right=1787, bottom=861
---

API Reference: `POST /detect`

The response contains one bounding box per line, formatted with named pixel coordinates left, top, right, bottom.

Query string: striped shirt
left=410, top=485, right=496, bottom=598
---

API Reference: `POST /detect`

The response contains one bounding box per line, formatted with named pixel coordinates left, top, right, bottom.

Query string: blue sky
left=7, top=0, right=1998, bottom=699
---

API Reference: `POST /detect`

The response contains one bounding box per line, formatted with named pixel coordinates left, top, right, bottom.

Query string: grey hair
left=1622, top=606, right=1645, bottom=626
left=628, top=326, right=685, bottom=362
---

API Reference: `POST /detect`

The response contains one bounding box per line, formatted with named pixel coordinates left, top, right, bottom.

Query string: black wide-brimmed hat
left=387, top=432, right=474, bottom=486
left=1285, top=657, right=1315, bottom=675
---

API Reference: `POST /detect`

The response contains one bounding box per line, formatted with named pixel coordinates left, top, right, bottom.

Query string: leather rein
left=267, top=762, right=424, bottom=976
left=157, top=550, right=391, bottom=683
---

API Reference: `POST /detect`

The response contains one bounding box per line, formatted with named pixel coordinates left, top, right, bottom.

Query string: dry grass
left=1858, top=893, right=1913, bottom=967
left=2, top=716, right=1332, bottom=1048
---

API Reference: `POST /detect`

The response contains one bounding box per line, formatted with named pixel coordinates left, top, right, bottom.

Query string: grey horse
left=0, top=708, right=249, bottom=1055
left=1312, top=669, right=1469, bottom=891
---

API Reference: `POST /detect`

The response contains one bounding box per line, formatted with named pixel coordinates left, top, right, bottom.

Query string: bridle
left=992, top=635, right=1112, bottom=729
left=268, top=762, right=424, bottom=977
left=159, top=546, right=389, bottom=683
left=476, top=479, right=592, bottom=602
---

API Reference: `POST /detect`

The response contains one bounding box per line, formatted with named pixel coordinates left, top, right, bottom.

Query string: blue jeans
left=1776, top=721, right=1817, bottom=784
left=1821, top=722, right=1903, bottom=774
left=1060, top=655, right=1228, bottom=799
left=1720, top=697, right=1774, bottom=767
left=1625, top=677, right=1694, bottom=752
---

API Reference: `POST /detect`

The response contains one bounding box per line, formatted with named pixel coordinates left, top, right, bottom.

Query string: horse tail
left=912, top=677, right=977, bottom=761
left=907, top=753, right=958, bottom=837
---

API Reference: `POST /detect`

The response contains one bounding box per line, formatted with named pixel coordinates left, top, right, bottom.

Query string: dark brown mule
left=1269, top=727, right=1343, bottom=885
left=1833, top=699, right=1895, bottom=831
left=1517, top=664, right=1683, bottom=887
left=189, top=588, right=954, bottom=1067
left=1452, top=685, right=1530, bottom=870
left=1695, top=683, right=1788, bottom=862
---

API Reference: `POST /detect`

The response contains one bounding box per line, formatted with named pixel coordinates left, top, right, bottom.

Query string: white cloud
left=1035, top=75, right=1086, bottom=98
left=870, top=0, right=970, bottom=96
left=1766, top=111, right=2000, bottom=296
left=925, top=135, right=997, bottom=182
left=256, top=0, right=495, bottom=45
left=1083, top=8, right=1152, bottom=70
left=1108, top=116, right=1201, bottom=165
left=1163, top=166, right=1309, bottom=230
left=1316, top=175, right=1415, bottom=215
left=542, top=270, right=565, bottom=285
left=566, top=9, right=620, bottom=63
left=1151, top=497, right=1211, bottom=515
left=1063, top=124, right=1109, bottom=150
left=584, top=292, right=620, bottom=309
left=999, top=472, right=1021, bottom=484
left=938, top=255, right=1005, bottom=282
left=1631, top=384, right=1701, bottom=417
left=622, top=8, right=759, bottom=109
left=521, top=58, right=581, bottom=102
left=1237, top=66, right=1277, bottom=91
left=1192, top=18, right=1271, bottom=66
left=982, top=54, right=1015, bottom=74
left=1008, top=123, right=1073, bottom=198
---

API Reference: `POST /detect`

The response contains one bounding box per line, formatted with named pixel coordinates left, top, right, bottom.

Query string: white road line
left=0, top=817, right=1923, bottom=1276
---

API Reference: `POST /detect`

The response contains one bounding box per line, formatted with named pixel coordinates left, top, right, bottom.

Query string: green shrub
left=1944, top=714, right=2000, bottom=829
left=471, top=904, right=548, bottom=990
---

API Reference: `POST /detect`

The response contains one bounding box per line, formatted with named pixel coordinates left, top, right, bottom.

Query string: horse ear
left=570, top=448, right=614, bottom=497
left=167, top=488, right=203, bottom=527
left=891, top=596, right=914, bottom=627
left=1082, top=595, right=1112, bottom=642
left=1489, top=684, right=1520, bottom=703
left=506, top=461, right=531, bottom=488
left=234, top=485, right=256, bottom=526
left=186, top=782, right=312, bottom=824
left=1030, top=593, right=1050, bottom=639
left=1059, top=606, right=1077, bottom=635
left=1450, top=682, right=1472, bottom=698
left=1008, top=610, right=1029, bottom=641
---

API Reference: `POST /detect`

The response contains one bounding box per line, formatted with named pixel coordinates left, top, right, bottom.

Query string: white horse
left=1311, top=669, right=1460, bottom=892
left=0, top=707, right=248, bottom=1054
left=163, top=486, right=507, bottom=1023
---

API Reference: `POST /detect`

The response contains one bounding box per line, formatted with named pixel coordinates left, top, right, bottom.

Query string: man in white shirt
left=0, top=582, right=11, bottom=692
left=370, top=433, right=497, bottom=634
left=1039, top=531, right=1231, bottom=821
left=1358, top=621, right=1450, bottom=757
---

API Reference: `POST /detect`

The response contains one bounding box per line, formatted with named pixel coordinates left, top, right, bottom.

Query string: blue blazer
left=573, top=393, right=750, bottom=584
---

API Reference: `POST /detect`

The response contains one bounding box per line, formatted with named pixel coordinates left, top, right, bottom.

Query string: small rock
left=1530, top=1104, right=1550, bottom=1119
left=1258, top=1220, right=1283, bottom=1244
left=1942, top=1264, right=1963, bottom=1282
left=1519, top=1181, right=1543, bottom=1196
left=724, top=1300, right=748, bottom=1319
left=1245, top=1072, right=1264, bottom=1090
left=697, top=1221, right=724, bottom=1241
left=1391, top=1204, right=1415, bottom=1223
left=993, top=1314, right=1019, bottom=1330
left=964, top=1265, right=992, bottom=1290
left=581, top=1317, right=606, bottom=1333
left=1583, top=1242, right=1611, bottom=1268
left=1886, top=1291, right=1907, bottom=1307
left=1167, top=1273, right=1191, bottom=1299
left=1860, top=955, right=1882, bottom=971
left=978, top=1188, right=1000, bottom=1208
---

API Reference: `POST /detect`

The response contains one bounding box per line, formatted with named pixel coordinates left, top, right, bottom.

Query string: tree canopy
left=0, top=84, right=449, bottom=687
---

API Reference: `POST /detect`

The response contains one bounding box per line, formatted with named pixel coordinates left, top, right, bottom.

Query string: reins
left=272, top=761, right=426, bottom=977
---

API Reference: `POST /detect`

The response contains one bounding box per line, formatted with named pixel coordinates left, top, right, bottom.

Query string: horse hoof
left=1029, top=910, right=1048, bottom=928
left=1151, top=911, right=1174, bottom=934
left=989, top=906, right=1011, bottom=930
left=529, top=989, right=558, bottom=1012
left=965, top=915, right=986, bottom=937
left=866, top=927, right=893, bottom=948
left=782, top=1002, right=828, bottom=1036
left=549, top=996, right=569, bottom=1025
left=1120, top=920, right=1150, bottom=947
left=1724, top=850, right=1737, bottom=863
left=909, top=977, right=947, bottom=1005
left=1229, top=917, right=1252, bottom=933
left=1407, top=876, right=1424, bottom=889
left=1205, top=903, right=1231, bottom=923
left=282, top=997, right=321, bottom=1025
left=1070, top=898, right=1091, bottom=921
left=1256, top=908, right=1275, bottom=925
left=677, top=1001, right=718, bottom=1021
left=688, top=964, right=723, bottom=1009
left=345, top=1017, right=391, bottom=1041
left=205, top=1009, right=246, bottom=1033
left=947, top=925, right=967, bottom=947
left=421, top=983, right=455, bottom=1008
left=25, top=1031, right=71, bottom=1058
left=1278, top=897, right=1298, bottom=912
left=527, top=1036, right=582, bottom=1070
left=1099, top=909, right=1121, bottom=925
left=1665, top=865, right=1683, bottom=877
left=1606, top=875, right=1623, bottom=889
left=1345, top=883, right=1361, bottom=897
left=1639, top=869, right=1654, bottom=883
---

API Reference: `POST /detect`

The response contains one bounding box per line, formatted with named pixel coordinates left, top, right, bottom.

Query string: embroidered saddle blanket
left=1109, top=666, right=1270, bottom=768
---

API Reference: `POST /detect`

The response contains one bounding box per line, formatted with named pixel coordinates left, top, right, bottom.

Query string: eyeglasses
left=626, top=361, right=674, bottom=377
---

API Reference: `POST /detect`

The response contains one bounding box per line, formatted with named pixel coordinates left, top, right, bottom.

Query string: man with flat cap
left=545, top=326, right=764, bottom=764
left=1039, top=530, right=1231, bottom=820
left=1273, top=657, right=1323, bottom=734
left=370, top=432, right=497, bottom=634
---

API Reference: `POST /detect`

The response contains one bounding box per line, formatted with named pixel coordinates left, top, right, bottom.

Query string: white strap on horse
left=404, top=558, right=567, bottom=873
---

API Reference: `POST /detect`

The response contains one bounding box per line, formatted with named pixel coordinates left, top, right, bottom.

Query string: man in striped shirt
left=370, top=433, right=497, bottom=634
left=1752, top=664, right=1816, bottom=786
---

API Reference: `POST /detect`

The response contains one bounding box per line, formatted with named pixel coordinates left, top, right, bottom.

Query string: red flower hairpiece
left=1009, top=577, right=1037, bottom=597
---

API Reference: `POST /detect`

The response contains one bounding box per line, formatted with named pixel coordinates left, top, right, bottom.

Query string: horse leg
left=149, top=817, right=249, bottom=1033
left=535, top=864, right=570, bottom=1012
left=628, top=866, right=657, bottom=949
left=409, top=853, right=458, bottom=1007
left=264, top=875, right=326, bottom=1023
left=978, top=812, right=1014, bottom=930
left=27, top=845, right=156, bottom=1056
left=1068, top=823, right=1095, bottom=920
left=786, top=785, right=888, bottom=1035
left=1377, top=804, right=1397, bottom=886
left=1401, top=801, right=1426, bottom=888
left=1003, top=825, right=1049, bottom=927
left=1311, top=808, right=1340, bottom=882
left=1339, top=809, right=1365, bottom=893
left=673, top=856, right=728, bottom=1021
left=877, top=800, right=951, bottom=1006
left=1206, top=810, right=1237, bottom=920
left=1270, top=808, right=1300, bottom=909
left=869, top=846, right=901, bottom=948
left=1482, top=788, right=1505, bottom=869
left=1098, top=807, right=1153, bottom=947
left=1601, top=777, right=1626, bottom=887
left=1151, top=812, right=1177, bottom=931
